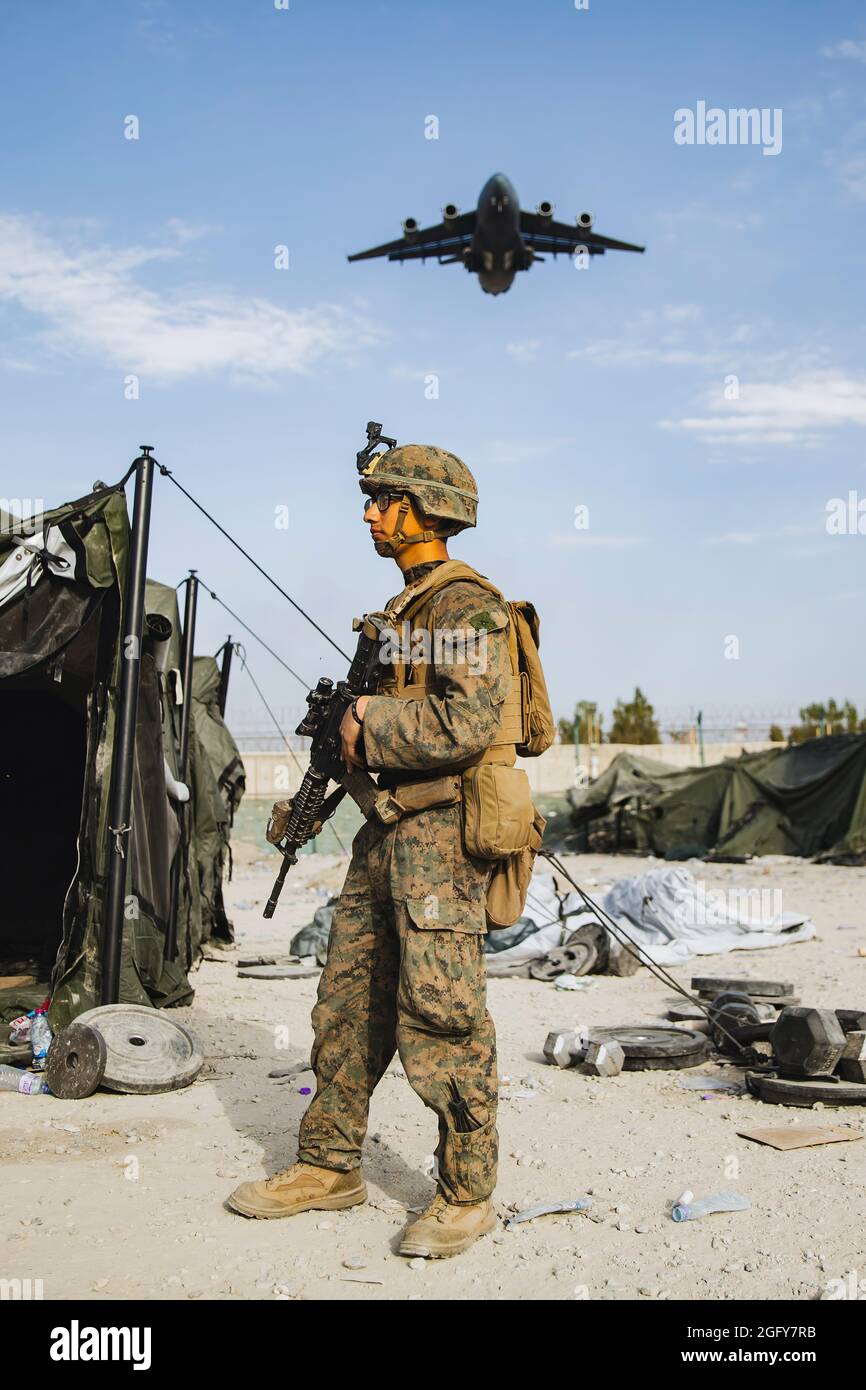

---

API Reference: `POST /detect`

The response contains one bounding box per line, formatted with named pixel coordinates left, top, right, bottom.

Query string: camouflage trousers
left=297, top=804, right=498, bottom=1204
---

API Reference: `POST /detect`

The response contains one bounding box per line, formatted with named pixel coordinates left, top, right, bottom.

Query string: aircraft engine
left=442, top=203, right=460, bottom=223
left=578, top=211, right=593, bottom=231
left=536, top=200, right=554, bottom=221
left=402, top=217, right=419, bottom=240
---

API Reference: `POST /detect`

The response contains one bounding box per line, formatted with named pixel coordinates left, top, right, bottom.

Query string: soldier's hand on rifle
left=340, top=695, right=369, bottom=773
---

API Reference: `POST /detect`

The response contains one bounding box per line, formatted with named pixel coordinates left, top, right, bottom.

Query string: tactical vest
left=370, top=559, right=546, bottom=772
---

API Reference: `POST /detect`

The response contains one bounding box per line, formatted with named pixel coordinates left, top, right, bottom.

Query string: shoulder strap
left=386, top=559, right=504, bottom=623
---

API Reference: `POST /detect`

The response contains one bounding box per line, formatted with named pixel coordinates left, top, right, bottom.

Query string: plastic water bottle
left=30, top=1013, right=52, bottom=1070
left=0, top=1065, right=48, bottom=1095
left=672, top=1191, right=750, bottom=1222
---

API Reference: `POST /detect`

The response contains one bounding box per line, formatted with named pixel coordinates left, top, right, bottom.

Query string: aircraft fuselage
left=471, top=173, right=523, bottom=294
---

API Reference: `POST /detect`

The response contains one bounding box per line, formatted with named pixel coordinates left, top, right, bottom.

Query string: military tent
left=568, top=736, right=866, bottom=862
left=0, top=482, right=245, bottom=1032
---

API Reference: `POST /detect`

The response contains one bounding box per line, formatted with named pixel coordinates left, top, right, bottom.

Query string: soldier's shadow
left=192, top=1001, right=433, bottom=1210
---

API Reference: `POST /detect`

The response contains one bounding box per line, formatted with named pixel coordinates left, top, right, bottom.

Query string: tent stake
left=102, top=447, right=156, bottom=1005
left=167, top=570, right=199, bottom=960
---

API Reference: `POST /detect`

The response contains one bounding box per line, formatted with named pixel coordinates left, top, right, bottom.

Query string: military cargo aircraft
left=347, top=172, right=644, bottom=295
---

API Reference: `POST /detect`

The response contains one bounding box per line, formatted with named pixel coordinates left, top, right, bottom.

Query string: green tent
left=0, top=484, right=245, bottom=1032
left=568, top=736, right=866, bottom=862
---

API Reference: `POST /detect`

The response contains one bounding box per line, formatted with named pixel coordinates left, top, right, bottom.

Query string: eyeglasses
left=362, top=490, right=404, bottom=516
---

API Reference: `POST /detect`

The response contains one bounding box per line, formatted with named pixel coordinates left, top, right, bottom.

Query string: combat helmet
left=358, top=443, right=478, bottom=552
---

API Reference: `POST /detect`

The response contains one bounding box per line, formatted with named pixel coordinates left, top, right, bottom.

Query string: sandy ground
left=2, top=841, right=865, bottom=1303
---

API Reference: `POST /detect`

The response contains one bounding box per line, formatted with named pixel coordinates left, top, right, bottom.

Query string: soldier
left=229, top=444, right=519, bottom=1258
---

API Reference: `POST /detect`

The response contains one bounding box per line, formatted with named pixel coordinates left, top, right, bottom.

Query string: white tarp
left=485, top=865, right=816, bottom=975
left=0, top=525, right=80, bottom=609
left=601, top=865, right=816, bottom=965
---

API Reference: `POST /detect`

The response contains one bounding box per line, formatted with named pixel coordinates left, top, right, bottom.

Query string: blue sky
left=2, top=0, right=865, bottom=738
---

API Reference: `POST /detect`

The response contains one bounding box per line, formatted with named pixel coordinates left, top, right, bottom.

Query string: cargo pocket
left=397, top=898, right=487, bottom=1035
left=439, top=1117, right=499, bottom=1204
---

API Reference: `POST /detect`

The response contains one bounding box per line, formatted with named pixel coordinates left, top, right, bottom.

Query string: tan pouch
left=461, top=764, right=535, bottom=860
left=485, top=809, right=546, bottom=928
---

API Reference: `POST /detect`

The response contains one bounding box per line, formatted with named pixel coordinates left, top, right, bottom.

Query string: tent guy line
left=155, top=463, right=352, bottom=663
left=196, top=578, right=312, bottom=692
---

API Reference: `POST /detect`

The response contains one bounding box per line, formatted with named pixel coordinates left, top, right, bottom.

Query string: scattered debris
left=268, top=1061, right=312, bottom=1081
left=679, top=1075, right=744, bottom=1095
left=0, top=1063, right=48, bottom=1095
left=554, top=974, right=595, bottom=992
left=737, top=1125, right=862, bottom=1151
left=671, top=1192, right=750, bottom=1222
left=504, top=1197, right=592, bottom=1230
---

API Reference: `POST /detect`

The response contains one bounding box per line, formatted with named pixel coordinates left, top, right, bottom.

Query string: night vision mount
left=356, top=421, right=397, bottom=474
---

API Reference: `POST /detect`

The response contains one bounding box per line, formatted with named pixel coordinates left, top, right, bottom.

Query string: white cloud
left=820, top=39, right=866, bottom=62
left=505, top=339, right=542, bottom=363
left=550, top=533, right=642, bottom=550
left=0, top=214, right=382, bottom=382
left=662, top=371, right=866, bottom=446
left=475, top=437, right=573, bottom=467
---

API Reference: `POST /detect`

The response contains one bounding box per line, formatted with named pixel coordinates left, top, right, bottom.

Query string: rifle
left=262, top=615, right=385, bottom=918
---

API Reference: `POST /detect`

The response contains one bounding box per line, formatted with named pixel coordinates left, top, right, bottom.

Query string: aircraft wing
left=519, top=211, right=645, bottom=255
left=348, top=212, right=476, bottom=263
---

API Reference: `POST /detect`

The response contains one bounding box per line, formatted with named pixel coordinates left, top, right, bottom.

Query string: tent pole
left=102, top=447, right=157, bottom=1005
left=167, top=570, right=199, bottom=961
left=217, top=635, right=233, bottom=717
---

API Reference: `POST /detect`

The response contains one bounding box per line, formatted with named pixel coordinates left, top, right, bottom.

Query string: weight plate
left=45, top=1023, right=106, bottom=1100
left=75, top=1004, right=203, bottom=1094
left=529, top=945, right=594, bottom=981
left=692, top=976, right=794, bottom=998
left=746, top=1071, right=866, bottom=1108
left=619, top=1046, right=712, bottom=1071
left=238, top=965, right=320, bottom=980
left=590, top=1026, right=709, bottom=1060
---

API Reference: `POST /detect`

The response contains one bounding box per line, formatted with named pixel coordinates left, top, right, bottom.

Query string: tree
left=609, top=687, right=661, bottom=744
left=768, top=724, right=785, bottom=742
left=557, top=718, right=574, bottom=745
left=789, top=700, right=860, bottom=743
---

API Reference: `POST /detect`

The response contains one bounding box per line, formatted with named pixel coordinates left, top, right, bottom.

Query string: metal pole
left=102, top=447, right=157, bottom=1005
left=167, top=570, right=199, bottom=960
left=217, top=635, right=233, bottom=717
left=697, top=709, right=705, bottom=767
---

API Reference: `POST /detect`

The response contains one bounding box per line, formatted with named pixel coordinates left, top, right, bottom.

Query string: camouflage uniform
left=297, top=562, right=512, bottom=1203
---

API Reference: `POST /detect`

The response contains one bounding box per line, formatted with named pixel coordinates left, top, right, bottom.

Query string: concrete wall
left=242, top=740, right=777, bottom=799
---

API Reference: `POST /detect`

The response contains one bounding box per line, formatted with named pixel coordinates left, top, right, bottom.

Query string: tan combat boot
left=227, top=1162, right=366, bottom=1219
left=398, top=1193, right=498, bottom=1258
